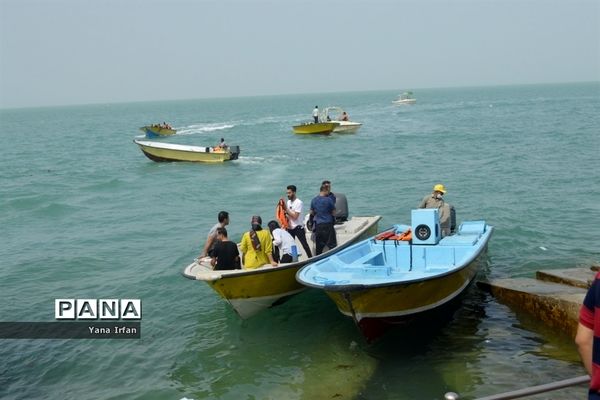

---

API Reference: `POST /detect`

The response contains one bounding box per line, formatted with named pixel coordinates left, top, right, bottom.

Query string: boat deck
left=300, top=223, right=493, bottom=287
left=183, top=216, right=381, bottom=281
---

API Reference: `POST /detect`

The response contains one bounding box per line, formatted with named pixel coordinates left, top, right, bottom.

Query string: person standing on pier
left=576, top=271, right=600, bottom=399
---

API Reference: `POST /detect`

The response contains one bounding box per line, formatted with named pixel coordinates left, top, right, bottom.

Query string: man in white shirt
left=312, top=106, right=319, bottom=123
left=285, top=185, right=313, bottom=258
left=267, top=220, right=297, bottom=263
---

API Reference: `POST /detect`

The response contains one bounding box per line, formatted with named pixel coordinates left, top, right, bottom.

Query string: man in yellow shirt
left=240, top=215, right=278, bottom=269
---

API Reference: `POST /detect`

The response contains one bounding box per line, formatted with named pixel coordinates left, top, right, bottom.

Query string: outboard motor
left=450, top=205, right=456, bottom=234
left=228, top=145, right=240, bottom=160
left=333, top=192, right=348, bottom=224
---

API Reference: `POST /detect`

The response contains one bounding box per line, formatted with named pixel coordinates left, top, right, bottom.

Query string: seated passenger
left=215, top=137, right=228, bottom=150
left=210, top=227, right=240, bottom=270
left=240, top=216, right=277, bottom=269
left=267, top=220, right=297, bottom=264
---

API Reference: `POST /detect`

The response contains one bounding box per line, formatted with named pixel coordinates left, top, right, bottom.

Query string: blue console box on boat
left=411, top=208, right=441, bottom=245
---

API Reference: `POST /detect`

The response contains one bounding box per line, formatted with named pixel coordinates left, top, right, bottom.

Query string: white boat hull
left=333, top=121, right=362, bottom=133
left=392, top=99, right=416, bottom=105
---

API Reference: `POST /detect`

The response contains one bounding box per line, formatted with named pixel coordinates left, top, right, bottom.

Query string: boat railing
left=443, top=375, right=589, bottom=400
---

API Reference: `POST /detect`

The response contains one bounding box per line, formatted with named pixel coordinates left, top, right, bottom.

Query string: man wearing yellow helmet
left=419, top=184, right=451, bottom=236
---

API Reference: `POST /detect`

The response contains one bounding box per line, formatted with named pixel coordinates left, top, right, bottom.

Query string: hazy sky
left=1, top=0, right=599, bottom=108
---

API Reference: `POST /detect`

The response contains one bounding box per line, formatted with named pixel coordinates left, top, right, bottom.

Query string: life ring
left=414, top=224, right=431, bottom=241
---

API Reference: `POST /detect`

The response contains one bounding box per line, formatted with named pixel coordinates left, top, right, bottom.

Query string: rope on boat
left=444, top=375, right=590, bottom=400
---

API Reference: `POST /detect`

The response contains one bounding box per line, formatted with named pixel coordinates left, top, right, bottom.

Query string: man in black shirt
left=210, top=227, right=240, bottom=270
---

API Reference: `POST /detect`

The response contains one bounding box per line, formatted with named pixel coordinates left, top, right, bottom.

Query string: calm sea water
left=1, top=82, right=599, bottom=399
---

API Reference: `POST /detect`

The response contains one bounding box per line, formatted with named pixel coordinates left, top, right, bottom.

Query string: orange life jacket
left=276, top=198, right=289, bottom=230
left=375, top=229, right=412, bottom=241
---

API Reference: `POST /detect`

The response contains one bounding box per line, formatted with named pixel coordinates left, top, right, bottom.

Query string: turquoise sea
left=1, top=82, right=599, bottom=399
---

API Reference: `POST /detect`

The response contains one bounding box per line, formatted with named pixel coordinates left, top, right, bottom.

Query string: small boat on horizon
left=392, top=91, right=417, bottom=105
left=133, top=139, right=240, bottom=163
left=292, top=121, right=339, bottom=135
left=139, top=124, right=177, bottom=138
left=296, top=208, right=493, bottom=341
left=182, top=194, right=381, bottom=319
left=322, top=106, right=362, bottom=133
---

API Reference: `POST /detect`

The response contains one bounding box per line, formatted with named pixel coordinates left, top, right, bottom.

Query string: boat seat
left=349, top=251, right=384, bottom=266
left=458, top=220, right=486, bottom=235
left=439, top=234, right=480, bottom=246
left=338, top=218, right=367, bottom=234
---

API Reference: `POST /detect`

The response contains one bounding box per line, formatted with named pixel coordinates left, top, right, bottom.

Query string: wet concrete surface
left=478, top=267, right=597, bottom=338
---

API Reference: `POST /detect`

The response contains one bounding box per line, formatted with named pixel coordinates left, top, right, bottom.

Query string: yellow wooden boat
left=139, top=125, right=177, bottom=137
left=182, top=214, right=381, bottom=318
left=297, top=209, right=493, bottom=340
left=133, top=139, right=240, bottom=163
left=292, top=122, right=339, bottom=135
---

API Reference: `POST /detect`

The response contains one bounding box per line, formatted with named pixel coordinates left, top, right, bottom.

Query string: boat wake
left=236, top=154, right=296, bottom=165
left=176, top=123, right=235, bottom=136
left=236, top=156, right=267, bottom=165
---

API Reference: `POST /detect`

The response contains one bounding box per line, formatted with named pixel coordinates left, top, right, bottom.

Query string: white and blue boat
left=139, top=124, right=177, bottom=138
left=296, top=208, right=493, bottom=340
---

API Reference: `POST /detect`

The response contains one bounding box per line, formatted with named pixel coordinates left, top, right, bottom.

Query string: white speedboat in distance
left=322, top=106, right=362, bottom=133
left=392, top=91, right=416, bottom=105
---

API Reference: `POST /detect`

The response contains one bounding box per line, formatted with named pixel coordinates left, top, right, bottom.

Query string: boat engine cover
left=411, top=209, right=441, bottom=245
left=228, top=145, right=240, bottom=160
left=333, top=192, right=348, bottom=223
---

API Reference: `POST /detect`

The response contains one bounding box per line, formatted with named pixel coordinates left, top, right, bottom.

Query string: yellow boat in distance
left=133, top=139, right=240, bottom=163
left=292, top=121, right=339, bottom=135
left=182, top=202, right=381, bottom=319
left=139, top=125, right=177, bottom=137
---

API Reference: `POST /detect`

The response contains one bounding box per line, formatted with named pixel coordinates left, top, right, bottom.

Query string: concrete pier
left=477, top=267, right=598, bottom=338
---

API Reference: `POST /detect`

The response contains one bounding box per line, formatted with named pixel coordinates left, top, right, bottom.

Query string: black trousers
left=314, top=222, right=337, bottom=255
left=287, top=225, right=313, bottom=258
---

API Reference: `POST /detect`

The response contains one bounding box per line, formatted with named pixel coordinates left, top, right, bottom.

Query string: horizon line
left=1, top=80, right=598, bottom=111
